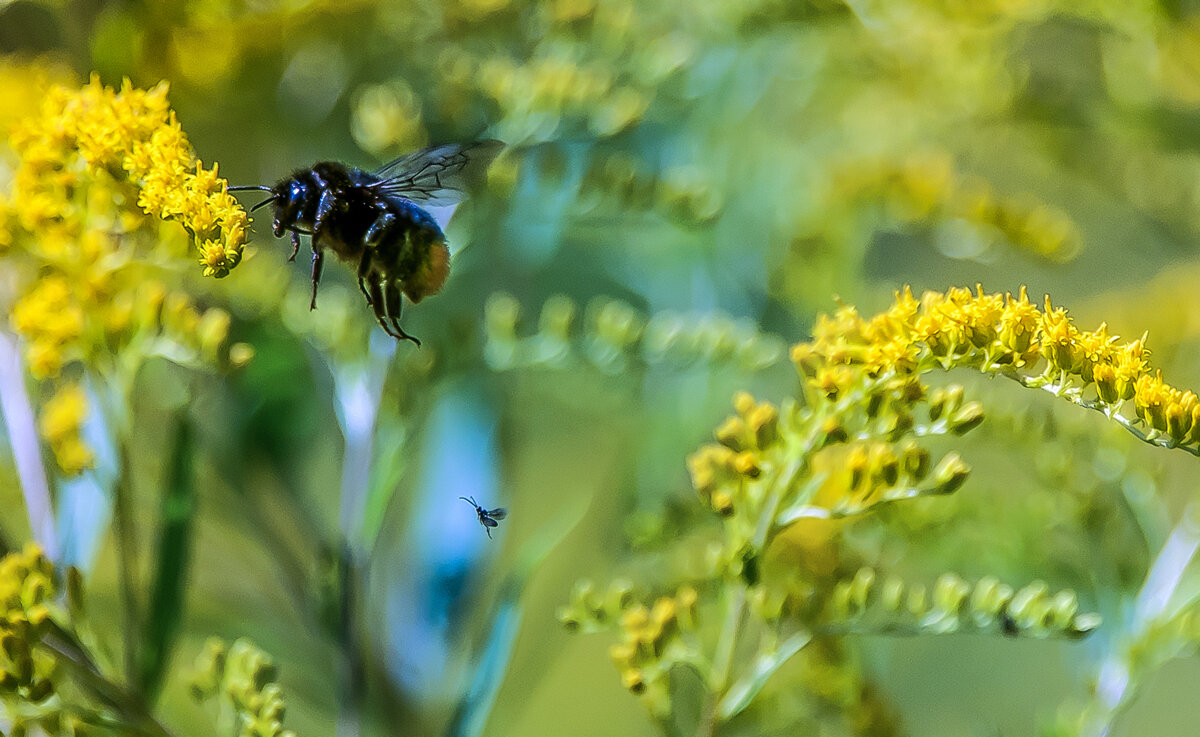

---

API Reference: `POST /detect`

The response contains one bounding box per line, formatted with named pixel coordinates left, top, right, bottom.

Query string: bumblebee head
left=228, top=175, right=313, bottom=239
left=274, top=178, right=311, bottom=236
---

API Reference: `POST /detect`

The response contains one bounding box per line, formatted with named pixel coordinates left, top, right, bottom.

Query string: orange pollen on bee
left=403, top=240, right=450, bottom=303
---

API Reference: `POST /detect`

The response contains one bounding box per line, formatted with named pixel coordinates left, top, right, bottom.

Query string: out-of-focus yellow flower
left=828, top=155, right=1082, bottom=263
left=351, top=80, right=427, bottom=156
left=38, top=384, right=95, bottom=476
left=0, top=544, right=58, bottom=704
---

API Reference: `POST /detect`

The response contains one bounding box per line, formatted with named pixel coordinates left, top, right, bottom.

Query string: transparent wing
left=482, top=517, right=499, bottom=528
left=486, top=508, right=507, bottom=520
left=370, top=139, right=504, bottom=206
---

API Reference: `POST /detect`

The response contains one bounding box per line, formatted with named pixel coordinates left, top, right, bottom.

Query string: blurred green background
left=7, top=0, right=1200, bottom=735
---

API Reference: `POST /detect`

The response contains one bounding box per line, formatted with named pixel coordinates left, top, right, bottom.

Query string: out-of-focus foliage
left=7, top=1, right=1200, bottom=737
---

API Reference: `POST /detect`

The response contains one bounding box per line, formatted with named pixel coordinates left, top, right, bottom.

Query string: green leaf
left=138, top=413, right=195, bottom=702
left=717, top=632, right=811, bottom=721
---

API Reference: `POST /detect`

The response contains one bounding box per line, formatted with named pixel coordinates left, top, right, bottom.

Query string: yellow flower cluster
left=795, top=286, right=1197, bottom=453
left=2, top=76, right=254, bottom=475
left=8, top=75, right=247, bottom=277
left=0, top=544, right=57, bottom=703
left=9, top=276, right=85, bottom=380
left=190, top=638, right=297, bottom=737
left=829, top=154, right=1081, bottom=263
left=687, top=392, right=777, bottom=517
left=607, top=588, right=696, bottom=699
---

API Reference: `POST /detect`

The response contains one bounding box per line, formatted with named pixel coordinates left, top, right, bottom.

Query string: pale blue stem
left=1083, top=509, right=1200, bottom=737
left=330, top=335, right=394, bottom=737
left=333, top=337, right=394, bottom=549
left=0, top=332, right=58, bottom=560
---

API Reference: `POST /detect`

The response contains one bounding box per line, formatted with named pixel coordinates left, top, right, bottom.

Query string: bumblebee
left=229, top=140, right=503, bottom=345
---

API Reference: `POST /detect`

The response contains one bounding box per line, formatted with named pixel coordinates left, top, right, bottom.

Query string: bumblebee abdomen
left=404, top=238, right=450, bottom=303
left=365, top=199, right=450, bottom=302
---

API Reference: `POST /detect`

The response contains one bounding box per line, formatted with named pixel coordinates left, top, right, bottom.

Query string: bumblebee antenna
left=248, top=197, right=277, bottom=213
left=226, top=185, right=279, bottom=214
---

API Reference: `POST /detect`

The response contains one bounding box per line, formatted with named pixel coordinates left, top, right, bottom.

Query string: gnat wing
left=370, top=140, right=504, bottom=206
left=482, top=517, right=499, bottom=528
left=486, top=508, right=507, bottom=520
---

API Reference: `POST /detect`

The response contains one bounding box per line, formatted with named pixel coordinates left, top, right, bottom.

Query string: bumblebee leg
left=289, top=229, right=301, bottom=262
left=309, top=248, right=325, bottom=310
left=365, top=212, right=397, bottom=248
left=383, top=280, right=421, bottom=347
left=368, top=280, right=402, bottom=339
left=357, top=254, right=374, bottom=305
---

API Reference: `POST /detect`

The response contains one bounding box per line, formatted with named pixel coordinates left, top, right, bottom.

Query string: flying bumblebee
left=228, top=140, right=503, bottom=346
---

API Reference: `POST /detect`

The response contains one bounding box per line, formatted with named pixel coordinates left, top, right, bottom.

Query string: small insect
left=460, top=496, right=507, bottom=539
left=228, top=140, right=503, bottom=346
left=999, top=610, right=1019, bottom=637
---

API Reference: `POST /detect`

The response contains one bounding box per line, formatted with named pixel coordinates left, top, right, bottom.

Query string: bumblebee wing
left=486, top=508, right=507, bottom=520
left=371, top=140, right=504, bottom=206
left=482, top=516, right=499, bottom=528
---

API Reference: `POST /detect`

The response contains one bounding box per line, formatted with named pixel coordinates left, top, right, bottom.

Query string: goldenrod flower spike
left=799, top=286, right=1200, bottom=456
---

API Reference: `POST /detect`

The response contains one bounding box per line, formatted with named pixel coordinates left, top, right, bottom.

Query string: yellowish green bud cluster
left=190, top=638, right=297, bottom=737
left=829, top=568, right=1100, bottom=639
left=691, top=381, right=978, bottom=526
left=34, top=383, right=94, bottom=477
left=829, top=153, right=1081, bottom=263
left=556, top=579, right=635, bottom=633
left=578, top=154, right=723, bottom=225
left=557, top=580, right=699, bottom=716
left=0, top=545, right=57, bottom=704
left=484, top=293, right=785, bottom=372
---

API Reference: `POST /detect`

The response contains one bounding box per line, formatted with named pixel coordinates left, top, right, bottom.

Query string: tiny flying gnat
left=228, top=140, right=503, bottom=346
left=460, top=496, right=507, bottom=539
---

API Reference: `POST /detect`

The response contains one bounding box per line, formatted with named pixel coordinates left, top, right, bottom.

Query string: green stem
left=105, top=367, right=142, bottom=693
left=697, top=586, right=744, bottom=737
left=42, top=621, right=175, bottom=737
left=112, top=443, right=142, bottom=691
left=697, top=460, right=799, bottom=737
